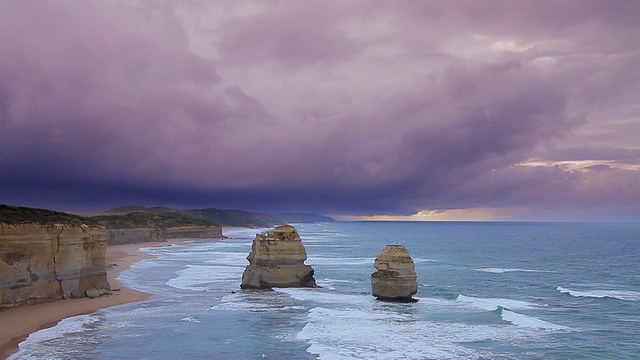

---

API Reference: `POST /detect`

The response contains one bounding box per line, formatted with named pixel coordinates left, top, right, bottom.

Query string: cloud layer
left=1, top=1, right=638, bottom=221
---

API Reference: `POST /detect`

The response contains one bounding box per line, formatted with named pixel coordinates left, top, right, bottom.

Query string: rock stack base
left=371, top=244, right=418, bottom=302
left=241, top=225, right=316, bottom=289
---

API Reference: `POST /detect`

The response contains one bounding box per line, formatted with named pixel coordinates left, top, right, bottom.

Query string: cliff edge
left=1, top=205, right=110, bottom=309
left=92, top=212, right=223, bottom=245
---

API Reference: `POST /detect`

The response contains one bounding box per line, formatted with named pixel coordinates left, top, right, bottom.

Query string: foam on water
left=500, top=309, right=569, bottom=330
left=224, top=228, right=271, bottom=239
left=142, top=240, right=245, bottom=256
left=14, top=314, right=96, bottom=347
left=179, top=316, right=201, bottom=323
left=476, top=268, right=551, bottom=274
left=9, top=315, right=101, bottom=360
left=298, top=307, right=467, bottom=360
left=166, top=264, right=243, bottom=291
left=276, top=287, right=373, bottom=306
left=304, top=244, right=347, bottom=248
left=210, top=299, right=281, bottom=312
left=202, top=251, right=251, bottom=266
left=412, top=296, right=481, bottom=313
left=306, top=256, right=372, bottom=266
left=320, top=278, right=360, bottom=284
left=210, top=291, right=307, bottom=313
left=557, top=286, right=640, bottom=301
left=315, top=278, right=363, bottom=290
left=116, top=258, right=155, bottom=284
left=296, top=306, right=553, bottom=359
left=279, top=288, right=570, bottom=359
left=456, top=294, right=540, bottom=311
left=299, top=236, right=340, bottom=243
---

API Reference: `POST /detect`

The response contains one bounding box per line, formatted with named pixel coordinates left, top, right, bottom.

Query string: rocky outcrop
left=0, top=204, right=224, bottom=309
left=105, top=225, right=223, bottom=245
left=0, top=223, right=110, bottom=309
left=241, top=225, right=316, bottom=289
left=371, top=245, right=418, bottom=302
left=106, top=228, right=163, bottom=245
left=165, top=226, right=222, bottom=239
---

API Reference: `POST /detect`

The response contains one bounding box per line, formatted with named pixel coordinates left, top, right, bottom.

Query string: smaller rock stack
left=371, top=245, right=418, bottom=302
left=241, top=225, right=317, bottom=289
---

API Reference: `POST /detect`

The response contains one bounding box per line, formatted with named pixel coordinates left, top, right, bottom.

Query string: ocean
left=9, top=222, right=640, bottom=359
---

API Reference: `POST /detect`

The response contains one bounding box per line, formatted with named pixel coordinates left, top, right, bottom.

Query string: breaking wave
left=455, top=294, right=540, bottom=311
left=476, top=268, right=551, bottom=274
left=500, top=309, right=569, bottom=330
left=557, top=286, right=640, bottom=302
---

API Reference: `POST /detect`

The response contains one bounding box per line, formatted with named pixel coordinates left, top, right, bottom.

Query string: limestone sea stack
left=371, top=245, right=418, bottom=302
left=241, top=225, right=317, bottom=289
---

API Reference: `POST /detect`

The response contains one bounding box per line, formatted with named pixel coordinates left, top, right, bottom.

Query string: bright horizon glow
left=516, top=159, right=640, bottom=171
left=333, top=207, right=639, bottom=223
left=334, top=208, right=522, bottom=222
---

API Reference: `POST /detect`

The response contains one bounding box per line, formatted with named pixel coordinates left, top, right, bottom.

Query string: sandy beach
left=0, top=239, right=186, bottom=359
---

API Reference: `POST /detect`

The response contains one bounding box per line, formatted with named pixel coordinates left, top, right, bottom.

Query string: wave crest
left=476, top=268, right=551, bottom=274
left=500, top=309, right=569, bottom=330
left=557, top=286, right=640, bottom=302
left=456, top=294, right=539, bottom=311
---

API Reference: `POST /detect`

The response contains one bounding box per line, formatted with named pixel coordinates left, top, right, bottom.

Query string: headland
left=0, top=238, right=187, bottom=359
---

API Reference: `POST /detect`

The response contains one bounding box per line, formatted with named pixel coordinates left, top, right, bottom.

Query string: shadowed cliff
left=1, top=205, right=109, bottom=308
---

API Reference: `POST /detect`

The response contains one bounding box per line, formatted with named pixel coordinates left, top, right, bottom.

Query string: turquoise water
left=10, top=222, right=640, bottom=359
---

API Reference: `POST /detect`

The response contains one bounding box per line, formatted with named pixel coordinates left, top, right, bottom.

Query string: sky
left=0, top=0, right=638, bottom=222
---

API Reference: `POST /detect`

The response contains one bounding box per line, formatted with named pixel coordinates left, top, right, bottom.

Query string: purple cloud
left=0, top=1, right=638, bottom=221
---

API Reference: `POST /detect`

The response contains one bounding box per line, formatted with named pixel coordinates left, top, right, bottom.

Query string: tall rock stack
left=371, top=245, right=418, bottom=302
left=241, top=225, right=317, bottom=289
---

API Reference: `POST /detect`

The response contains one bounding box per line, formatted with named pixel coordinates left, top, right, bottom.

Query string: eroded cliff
left=371, top=244, right=418, bottom=302
left=241, top=225, right=316, bottom=289
left=105, top=225, right=223, bottom=245
left=0, top=204, right=225, bottom=309
left=95, top=212, right=223, bottom=245
left=0, top=223, right=110, bottom=309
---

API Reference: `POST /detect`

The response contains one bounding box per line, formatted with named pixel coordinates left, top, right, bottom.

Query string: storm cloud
left=1, top=0, right=638, bottom=221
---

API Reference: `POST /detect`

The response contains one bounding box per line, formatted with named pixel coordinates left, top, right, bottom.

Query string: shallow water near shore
left=10, top=222, right=640, bottom=359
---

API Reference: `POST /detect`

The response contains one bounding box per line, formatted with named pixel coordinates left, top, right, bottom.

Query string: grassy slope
left=91, top=212, right=220, bottom=229
left=0, top=204, right=333, bottom=229
left=0, top=204, right=99, bottom=226
left=0, top=205, right=221, bottom=229
left=185, top=208, right=280, bottom=228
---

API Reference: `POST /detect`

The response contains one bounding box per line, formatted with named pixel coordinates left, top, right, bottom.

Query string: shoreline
left=0, top=238, right=186, bottom=360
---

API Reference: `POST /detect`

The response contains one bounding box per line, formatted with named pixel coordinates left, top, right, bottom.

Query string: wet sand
left=0, top=239, right=186, bottom=359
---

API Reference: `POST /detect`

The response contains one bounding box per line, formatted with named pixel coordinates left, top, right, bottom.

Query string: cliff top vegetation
left=92, top=212, right=220, bottom=229
left=0, top=204, right=100, bottom=226
left=1, top=204, right=334, bottom=229
left=185, top=208, right=280, bottom=228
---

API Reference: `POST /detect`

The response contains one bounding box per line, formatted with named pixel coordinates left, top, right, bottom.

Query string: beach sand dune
left=0, top=239, right=185, bottom=359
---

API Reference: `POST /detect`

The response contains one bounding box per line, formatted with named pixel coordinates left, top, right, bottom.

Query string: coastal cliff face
left=105, top=228, right=163, bottom=245
left=0, top=223, right=110, bottom=309
left=165, top=226, right=222, bottom=239
left=241, top=225, right=316, bottom=289
left=371, top=245, right=418, bottom=302
left=105, top=225, right=223, bottom=245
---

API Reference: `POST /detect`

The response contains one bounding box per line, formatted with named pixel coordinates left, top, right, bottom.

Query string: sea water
left=9, top=222, right=640, bottom=359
